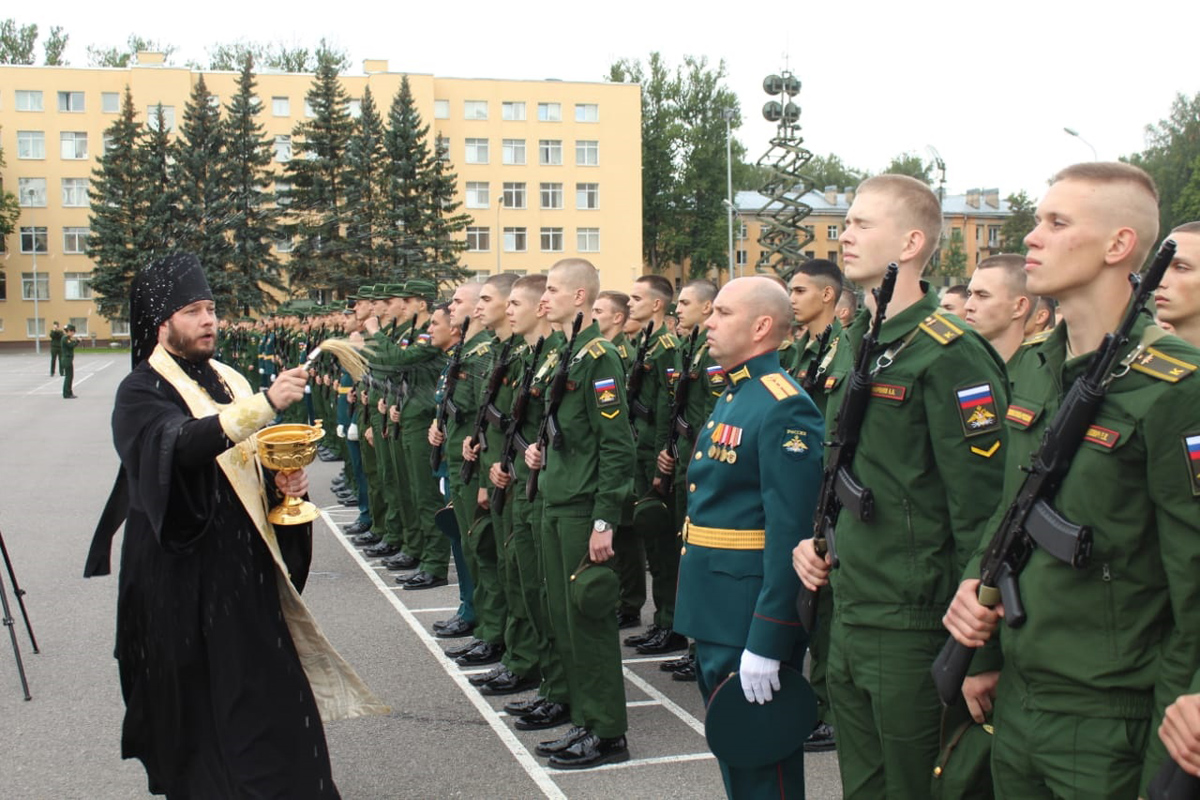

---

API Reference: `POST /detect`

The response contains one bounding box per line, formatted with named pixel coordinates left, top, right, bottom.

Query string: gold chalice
left=256, top=422, right=325, bottom=525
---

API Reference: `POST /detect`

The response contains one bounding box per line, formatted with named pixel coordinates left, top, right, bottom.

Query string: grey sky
left=24, top=0, right=1200, bottom=202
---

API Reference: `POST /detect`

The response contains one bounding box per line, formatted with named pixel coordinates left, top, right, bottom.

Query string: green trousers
left=826, top=622, right=944, bottom=799
left=493, top=491, right=539, bottom=679
left=519, top=490, right=569, bottom=704
left=637, top=452, right=678, bottom=629
left=447, top=448, right=505, bottom=645
left=400, top=417, right=449, bottom=578
left=541, top=507, right=626, bottom=738
left=991, top=672, right=1149, bottom=800
left=360, top=420, right=384, bottom=532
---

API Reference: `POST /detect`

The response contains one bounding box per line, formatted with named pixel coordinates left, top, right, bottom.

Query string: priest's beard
left=165, top=320, right=216, bottom=363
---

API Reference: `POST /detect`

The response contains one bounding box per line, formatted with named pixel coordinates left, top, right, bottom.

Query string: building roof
left=735, top=187, right=1012, bottom=217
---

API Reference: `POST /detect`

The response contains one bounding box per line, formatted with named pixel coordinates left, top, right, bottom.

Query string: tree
left=381, top=75, right=434, bottom=280
left=0, top=142, right=21, bottom=242
left=422, top=134, right=471, bottom=286
left=138, top=104, right=182, bottom=255
left=0, top=19, right=66, bottom=64
left=224, top=57, right=284, bottom=315
left=805, top=153, right=868, bottom=192
left=205, top=41, right=348, bottom=73
left=883, top=152, right=933, bottom=184
left=87, top=35, right=177, bottom=68
left=937, top=229, right=968, bottom=279
left=1125, top=91, right=1200, bottom=237
left=344, top=85, right=389, bottom=283
left=999, top=190, right=1036, bottom=254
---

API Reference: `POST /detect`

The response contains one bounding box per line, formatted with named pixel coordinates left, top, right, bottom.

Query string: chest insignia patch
left=707, top=364, right=726, bottom=385
left=782, top=429, right=809, bottom=458
left=418, top=332, right=431, bottom=344
left=666, top=367, right=679, bottom=385
left=1084, top=425, right=1121, bottom=449
left=594, top=377, right=619, bottom=407
left=956, top=383, right=999, bottom=437
left=870, top=382, right=906, bottom=402
left=708, top=423, right=744, bottom=464
left=1183, top=434, right=1200, bottom=496
left=1006, top=405, right=1036, bottom=428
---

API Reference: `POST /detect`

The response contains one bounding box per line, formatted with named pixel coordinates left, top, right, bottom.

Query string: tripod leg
left=0, top=571, right=31, bottom=700
left=0, top=529, right=37, bottom=654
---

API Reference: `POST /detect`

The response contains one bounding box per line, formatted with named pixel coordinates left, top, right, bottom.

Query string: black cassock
left=87, top=354, right=339, bottom=798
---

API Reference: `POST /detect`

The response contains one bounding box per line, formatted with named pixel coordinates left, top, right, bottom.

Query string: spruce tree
left=88, top=87, right=146, bottom=320
left=381, top=75, right=431, bottom=280
left=423, top=134, right=471, bottom=285
left=286, top=43, right=355, bottom=296
left=138, top=103, right=182, bottom=255
left=224, top=56, right=284, bottom=316
left=344, top=85, right=388, bottom=283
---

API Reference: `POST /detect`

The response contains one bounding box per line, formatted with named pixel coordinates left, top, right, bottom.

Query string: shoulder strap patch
left=919, top=313, right=964, bottom=346
left=1130, top=347, right=1197, bottom=383
left=760, top=372, right=800, bottom=401
left=777, top=339, right=792, bottom=352
left=580, top=336, right=607, bottom=360
left=659, top=334, right=676, bottom=350
left=1022, top=330, right=1052, bottom=347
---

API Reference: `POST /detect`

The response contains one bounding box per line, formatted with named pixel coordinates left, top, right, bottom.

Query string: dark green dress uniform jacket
left=674, top=350, right=824, bottom=661
left=631, top=324, right=681, bottom=457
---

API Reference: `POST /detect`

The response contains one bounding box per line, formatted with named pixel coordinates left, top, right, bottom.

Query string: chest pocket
left=821, top=367, right=847, bottom=394
left=1078, top=409, right=1138, bottom=456
left=867, top=376, right=912, bottom=404
left=1004, top=395, right=1044, bottom=431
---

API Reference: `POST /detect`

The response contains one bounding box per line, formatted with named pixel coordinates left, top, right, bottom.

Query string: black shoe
left=671, top=662, right=697, bottom=682
left=616, top=610, right=640, bottom=629
left=623, top=624, right=661, bottom=648
left=468, top=665, right=508, bottom=687
left=454, top=641, right=504, bottom=666
left=351, top=532, right=381, bottom=547
left=481, top=669, right=539, bottom=696
left=547, top=732, right=629, bottom=770
left=383, top=552, right=419, bottom=571
left=444, top=638, right=485, bottom=659
left=659, top=654, right=694, bottom=673
left=403, top=571, right=449, bottom=591
left=432, top=616, right=475, bottom=639
left=503, top=696, right=545, bottom=717
left=339, top=495, right=360, bottom=507
left=334, top=488, right=356, bottom=500
left=804, top=721, right=836, bottom=753
left=635, top=629, right=688, bottom=655
left=516, top=702, right=571, bottom=731
left=364, top=542, right=400, bottom=558
left=535, top=725, right=588, bottom=756
left=331, top=479, right=347, bottom=492
left=342, top=520, right=371, bottom=535
left=64, top=394, right=78, bottom=399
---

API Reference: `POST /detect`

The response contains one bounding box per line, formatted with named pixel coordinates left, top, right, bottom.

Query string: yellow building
left=0, top=55, right=642, bottom=346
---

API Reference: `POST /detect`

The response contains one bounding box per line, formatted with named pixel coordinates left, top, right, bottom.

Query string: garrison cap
left=401, top=279, right=438, bottom=301
left=569, top=558, right=619, bottom=620
left=357, top=285, right=377, bottom=300
left=379, top=283, right=406, bottom=299
left=704, top=664, right=817, bottom=768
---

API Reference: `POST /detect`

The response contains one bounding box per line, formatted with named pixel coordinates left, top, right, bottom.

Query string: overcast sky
left=23, top=0, right=1200, bottom=200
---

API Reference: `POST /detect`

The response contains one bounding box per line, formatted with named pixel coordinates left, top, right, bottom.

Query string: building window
left=271, top=96, right=290, bottom=116
left=207, top=94, right=220, bottom=108
left=827, top=251, right=839, bottom=263
left=575, top=103, right=599, bottom=122
left=58, top=91, right=85, bottom=112
left=576, top=182, right=599, bottom=210
left=502, top=101, right=525, bottom=121
left=16, top=90, right=43, bottom=111
left=110, top=319, right=130, bottom=337
left=575, top=140, right=599, bottom=166
left=69, top=316, right=90, bottom=335
left=434, top=99, right=450, bottom=119
left=0, top=272, right=5, bottom=299
left=827, top=225, right=839, bottom=240
left=464, top=100, right=488, bottom=120
left=540, top=227, right=563, bottom=252
left=274, top=179, right=292, bottom=207
left=538, top=102, right=561, bottom=122
left=27, top=318, right=46, bottom=339
left=274, top=135, right=291, bottom=163
left=465, top=138, right=489, bottom=164
left=99, top=92, right=119, bottom=113
left=437, top=137, right=450, bottom=161
left=61, top=131, right=88, bottom=160
left=22, top=271, right=50, bottom=299
left=804, top=250, right=815, bottom=260
left=64, top=271, right=93, bottom=299
left=20, top=228, right=48, bottom=255
left=466, top=226, right=490, bottom=252
left=465, top=181, right=490, bottom=209
left=17, top=130, right=45, bottom=159
left=577, top=227, right=600, bottom=252
left=502, top=138, right=526, bottom=165
left=304, top=99, right=316, bottom=117
left=62, top=178, right=90, bottom=207
left=146, top=104, right=176, bottom=131
left=735, top=250, right=747, bottom=266
left=502, top=182, right=526, bottom=209
left=539, top=183, right=563, bottom=210
left=503, top=227, right=527, bottom=252
left=988, top=225, right=1001, bottom=248
left=738, top=222, right=748, bottom=239
left=275, top=235, right=294, bottom=253
left=62, top=229, right=90, bottom=255
left=18, top=178, right=47, bottom=207
left=348, top=99, right=362, bottom=119
left=539, top=139, right=562, bottom=166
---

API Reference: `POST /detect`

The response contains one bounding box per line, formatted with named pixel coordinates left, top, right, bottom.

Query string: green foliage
left=205, top=40, right=348, bottom=73
left=939, top=229, right=968, bottom=278
left=87, top=35, right=177, bottom=67
left=42, top=25, right=67, bottom=65
left=0, top=19, right=65, bottom=64
left=0, top=142, right=20, bottom=240
left=138, top=104, right=183, bottom=253
left=805, top=153, right=868, bottom=192
left=423, top=134, right=471, bottom=286
left=999, top=190, right=1036, bottom=254
left=344, top=85, right=389, bottom=282
left=1125, top=91, right=1200, bottom=237
left=883, top=152, right=934, bottom=184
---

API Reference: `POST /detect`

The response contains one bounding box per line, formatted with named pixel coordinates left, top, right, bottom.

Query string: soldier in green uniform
left=793, top=174, right=1009, bottom=799
left=594, top=290, right=633, bottom=370
left=963, top=254, right=1037, bottom=365
left=335, top=304, right=372, bottom=535
left=525, top=258, right=634, bottom=769
left=61, top=324, right=79, bottom=398
left=673, top=276, right=824, bottom=799
left=49, top=321, right=63, bottom=376
left=348, top=287, right=386, bottom=547
left=943, top=163, right=1200, bottom=799
left=1155, top=220, right=1200, bottom=348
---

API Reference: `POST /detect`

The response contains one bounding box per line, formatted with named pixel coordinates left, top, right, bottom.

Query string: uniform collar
left=847, top=282, right=939, bottom=347
left=723, top=350, right=781, bottom=391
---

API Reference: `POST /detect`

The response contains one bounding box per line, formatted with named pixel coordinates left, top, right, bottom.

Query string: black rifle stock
left=491, top=336, right=545, bottom=514
left=657, top=327, right=701, bottom=496
left=1148, top=757, right=1200, bottom=800
left=526, top=313, right=584, bottom=502
left=797, top=264, right=898, bottom=632
left=799, top=324, right=834, bottom=395
left=462, top=336, right=516, bottom=484
left=430, top=317, right=473, bottom=472
left=626, top=321, right=656, bottom=434
left=931, top=238, right=1177, bottom=707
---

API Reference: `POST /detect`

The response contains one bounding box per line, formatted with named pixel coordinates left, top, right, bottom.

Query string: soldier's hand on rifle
left=349, top=331, right=365, bottom=346
left=266, top=366, right=309, bottom=410
left=489, top=463, right=511, bottom=489
left=388, top=406, right=399, bottom=423
left=525, top=442, right=543, bottom=470
left=347, top=387, right=357, bottom=404
left=428, top=420, right=445, bottom=447
left=943, top=579, right=1003, bottom=648
left=462, top=437, right=481, bottom=462
left=656, top=449, right=676, bottom=475
left=962, top=671, right=1000, bottom=724
left=1160, top=694, right=1200, bottom=777
left=377, top=397, right=387, bottom=415
left=476, top=487, right=490, bottom=511
left=364, top=426, right=374, bottom=447
left=792, top=538, right=831, bottom=592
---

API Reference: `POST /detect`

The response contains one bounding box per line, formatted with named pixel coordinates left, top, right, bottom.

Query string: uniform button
left=725, top=394, right=732, bottom=402
left=694, top=452, right=702, bottom=461
left=706, top=421, right=715, bottom=429
left=689, top=483, right=696, bottom=492
left=680, top=547, right=687, bottom=555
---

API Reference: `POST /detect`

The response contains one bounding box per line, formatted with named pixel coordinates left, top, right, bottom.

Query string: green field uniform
left=674, top=350, right=824, bottom=798
left=365, top=334, right=403, bottom=550
left=537, top=323, right=634, bottom=737
left=965, top=315, right=1200, bottom=798
left=50, top=327, right=63, bottom=375
left=824, top=285, right=1008, bottom=799
left=60, top=331, right=78, bottom=397
left=338, top=369, right=370, bottom=528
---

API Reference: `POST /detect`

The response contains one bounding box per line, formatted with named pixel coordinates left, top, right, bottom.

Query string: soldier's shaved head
left=548, top=258, right=601, bottom=306
left=706, top=276, right=793, bottom=367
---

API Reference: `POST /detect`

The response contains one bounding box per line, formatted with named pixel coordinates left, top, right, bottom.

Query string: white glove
left=739, top=649, right=781, bottom=705
left=304, top=384, right=312, bottom=394
left=336, top=424, right=345, bottom=438
left=347, top=423, right=359, bottom=442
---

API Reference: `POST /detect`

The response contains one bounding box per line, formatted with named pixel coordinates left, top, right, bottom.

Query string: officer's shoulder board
left=1130, top=347, right=1198, bottom=383
left=1022, top=330, right=1052, bottom=347
left=760, top=372, right=800, bottom=401
left=469, top=341, right=491, bottom=357
left=658, top=333, right=677, bottom=350
left=918, top=313, right=965, bottom=346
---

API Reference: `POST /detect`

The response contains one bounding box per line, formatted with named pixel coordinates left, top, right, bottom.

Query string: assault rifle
left=931, top=238, right=1177, bottom=706
left=626, top=321, right=656, bottom=435
left=430, top=317, right=473, bottom=472
left=797, top=264, right=898, bottom=632
left=382, top=378, right=398, bottom=440
left=461, top=336, right=516, bottom=483
left=656, top=327, right=701, bottom=496
left=799, top=323, right=834, bottom=395
left=490, top=335, right=545, bottom=515
left=526, top=313, right=584, bottom=502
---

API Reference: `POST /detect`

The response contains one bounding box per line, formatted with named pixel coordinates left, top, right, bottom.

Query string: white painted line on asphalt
left=409, top=606, right=459, bottom=614
left=319, top=508, right=567, bottom=800
left=625, top=700, right=661, bottom=708
left=622, top=668, right=706, bottom=738
left=567, top=751, right=715, bottom=773
left=389, top=583, right=460, bottom=591
left=621, top=654, right=677, bottom=664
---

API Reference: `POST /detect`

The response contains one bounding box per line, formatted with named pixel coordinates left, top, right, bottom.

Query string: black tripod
left=0, top=527, right=38, bottom=700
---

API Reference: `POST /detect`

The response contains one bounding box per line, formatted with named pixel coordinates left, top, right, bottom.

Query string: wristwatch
left=593, top=519, right=613, bottom=533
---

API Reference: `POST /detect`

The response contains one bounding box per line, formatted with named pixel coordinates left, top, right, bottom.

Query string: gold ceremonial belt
left=682, top=519, right=765, bottom=550
left=337, top=386, right=352, bottom=394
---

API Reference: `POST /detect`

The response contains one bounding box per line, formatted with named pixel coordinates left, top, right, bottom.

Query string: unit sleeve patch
left=1184, top=433, right=1200, bottom=497
left=956, top=383, right=1000, bottom=437
left=594, top=377, right=620, bottom=407
left=782, top=428, right=811, bottom=460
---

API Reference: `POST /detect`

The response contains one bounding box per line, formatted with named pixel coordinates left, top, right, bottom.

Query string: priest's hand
left=267, top=366, right=309, bottom=410
left=275, top=468, right=308, bottom=498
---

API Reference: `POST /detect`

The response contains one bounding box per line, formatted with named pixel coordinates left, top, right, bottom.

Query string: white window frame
left=465, top=138, right=489, bottom=165
left=502, top=138, right=526, bottom=165
left=576, top=182, right=599, bottom=210
left=577, top=227, right=600, bottom=252
left=22, top=270, right=50, bottom=299
left=537, top=102, right=561, bottom=122
left=434, top=99, right=450, bottom=119
left=827, top=225, right=839, bottom=240
left=539, top=139, right=562, bottom=166
left=62, top=229, right=90, bottom=255
left=18, top=178, right=47, bottom=207
left=64, top=271, right=93, bottom=299
left=20, top=228, right=48, bottom=255
left=466, top=226, right=491, bottom=252
left=503, top=227, right=527, bottom=253
left=465, top=181, right=490, bottom=209
left=60, top=131, right=88, bottom=160
left=575, top=140, right=599, bottom=166
left=58, top=91, right=85, bottom=112
left=501, top=101, right=526, bottom=121
left=540, top=227, right=563, bottom=252
left=100, top=92, right=120, bottom=113
left=464, top=100, right=488, bottom=120
left=16, top=90, right=44, bottom=112
left=145, top=104, right=176, bottom=132
left=271, top=96, right=290, bottom=117
left=68, top=316, right=90, bottom=336
left=502, top=182, right=526, bottom=209
left=62, top=178, right=90, bottom=207
left=110, top=319, right=130, bottom=337
left=575, top=103, right=599, bottom=123
left=539, top=182, right=563, bottom=210
left=274, top=135, right=292, bottom=163
left=26, top=318, right=46, bottom=338
left=17, top=130, right=45, bottom=159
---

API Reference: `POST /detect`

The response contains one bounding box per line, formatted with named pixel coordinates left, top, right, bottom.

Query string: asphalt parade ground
left=0, top=351, right=842, bottom=799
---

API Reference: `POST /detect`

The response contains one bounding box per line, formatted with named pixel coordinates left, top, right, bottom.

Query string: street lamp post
left=1063, top=127, right=1098, bottom=161
left=24, top=189, right=41, bottom=355
left=723, top=108, right=736, bottom=281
